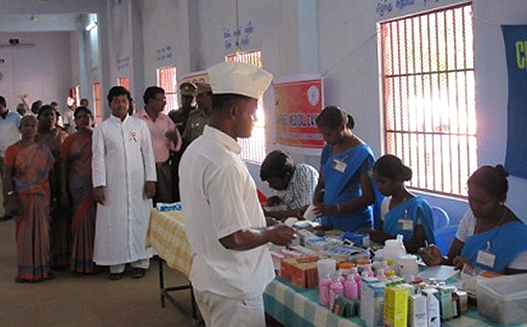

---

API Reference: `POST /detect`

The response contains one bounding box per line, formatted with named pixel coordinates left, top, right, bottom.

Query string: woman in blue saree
left=358, top=155, right=435, bottom=253
left=313, top=106, right=376, bottom=232
left=419, top=165, right=527, bottom=274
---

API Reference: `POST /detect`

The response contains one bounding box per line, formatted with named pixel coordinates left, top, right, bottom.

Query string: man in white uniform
left=179, top=62, right=295, bottom=327
left=92, top=86, right=156, bottom=280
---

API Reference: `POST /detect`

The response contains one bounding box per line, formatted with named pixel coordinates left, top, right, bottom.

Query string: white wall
left=0, top=31, right=73, bottom=112
left=141, top=0, right=191, bottom=98
left=172, top=0, right=527, bottom=223
left=6, top=0, right=524, bottom=224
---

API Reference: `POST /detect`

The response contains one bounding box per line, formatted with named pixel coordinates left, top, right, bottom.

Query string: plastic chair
left=431, top=206, right=450, bottom=231
left=434, top=225, right=458, bottom=255
left=430, top=206, right=453, bottom=255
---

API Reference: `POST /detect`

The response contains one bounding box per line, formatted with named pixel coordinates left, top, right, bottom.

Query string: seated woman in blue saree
left=419, top=165, right=527, bottom=274
left=358, top=155, right=435, bottom=253
left=313, top=106, right=377, bottom=232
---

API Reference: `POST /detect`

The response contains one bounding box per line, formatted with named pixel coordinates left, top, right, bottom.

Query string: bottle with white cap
left=344, top=273, right=358, bottom=300
left=328, top=273, right=344, bottom=310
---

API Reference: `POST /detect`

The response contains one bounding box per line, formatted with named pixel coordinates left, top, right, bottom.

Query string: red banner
left=274, top=76, right=324, bottom=151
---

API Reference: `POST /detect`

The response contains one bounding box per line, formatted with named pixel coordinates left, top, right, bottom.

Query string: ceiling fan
left=0, top=39, right=35, bottom=49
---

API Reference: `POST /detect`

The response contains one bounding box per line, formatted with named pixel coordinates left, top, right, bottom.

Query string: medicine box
left=362, top=281, right=385, bottom=327
left=383, top=284, right=408, bottom=327
left=281, top=255, right=324, bottom=288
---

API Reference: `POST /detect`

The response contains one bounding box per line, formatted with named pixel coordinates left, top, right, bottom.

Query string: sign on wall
left=179, top=71, right=208, bottom=86
left=273, top=76, right=324, bottom=155
left=502, top=25, right=527, bottom=179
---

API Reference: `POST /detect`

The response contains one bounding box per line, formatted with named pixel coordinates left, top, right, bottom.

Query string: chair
left=431, top=206, right=450, bottom=231
left=435, top=225, right=458, bottom=255
left=431, top=206, right=454, bottom=255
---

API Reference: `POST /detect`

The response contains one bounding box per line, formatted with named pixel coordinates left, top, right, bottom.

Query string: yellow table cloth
left=145, top=209, right=193, bottom=277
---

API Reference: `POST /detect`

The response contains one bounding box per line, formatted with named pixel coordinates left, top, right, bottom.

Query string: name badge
left=332, top=159, right=347, bottom=173
left=476, top=250, right=496, bottom=268
left=398, top=219, right=413, bottom=231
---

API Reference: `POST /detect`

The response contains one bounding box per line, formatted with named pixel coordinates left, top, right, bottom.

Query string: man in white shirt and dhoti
left=179, top=61, right=295, bottom=327
left=92, top=86, right=157, bottom=280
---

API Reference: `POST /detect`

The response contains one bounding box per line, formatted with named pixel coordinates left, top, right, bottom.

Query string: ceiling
left=0, top=13, right=84, bottom=32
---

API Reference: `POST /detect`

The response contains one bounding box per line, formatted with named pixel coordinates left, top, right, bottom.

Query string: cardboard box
left=383, top=285, right=409, bottom=327
left=281, top=255, right=324, bottom=288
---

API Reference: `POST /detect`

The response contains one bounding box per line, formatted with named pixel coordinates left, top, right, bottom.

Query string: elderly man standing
left=0, top=96, right=22, bottom=220
left=92, top=86, right=156, bottom=280
left=136, top=86, right=182, bottom=204
left=179, top=62, right=295, bottom=327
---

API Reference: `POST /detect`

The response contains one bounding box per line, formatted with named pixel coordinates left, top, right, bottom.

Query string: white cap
left=207, top=61, right=273, bottom=100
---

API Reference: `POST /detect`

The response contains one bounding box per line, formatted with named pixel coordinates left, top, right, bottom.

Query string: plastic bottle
left=319, top=274, right=332, bottom=305
left=350, top=267, right=361, bottom=298
left=376, top=268, right=387, bottom=281
left=384, top=235, right=406, bottom=264
left=363, top=264, right=375, bottom=277
left=329, top=274, right=344, bottom=310
left=344, top=274, right=359, bottom=300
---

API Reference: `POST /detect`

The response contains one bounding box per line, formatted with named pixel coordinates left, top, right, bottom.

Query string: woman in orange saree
left=4, top=115, right=55, bottom=282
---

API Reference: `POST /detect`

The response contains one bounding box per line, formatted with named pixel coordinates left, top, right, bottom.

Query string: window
left=93, top=82, right=102, bottom=124
left=226, top=50, right=265, bottom=163
left=380, top=3, right=476, bottom=197
left=70, top=85, right=80, bottom=106
left=118, top=77, right=130, bottom=90
left=157, top=65, right=178, bottom=114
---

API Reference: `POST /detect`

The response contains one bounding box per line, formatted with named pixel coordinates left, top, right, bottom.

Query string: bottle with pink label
left=344, top=274, right=358, bottom=300
left=319, top=274, right=332, bottom=305
left=329, top=274, right=344, bottom=310
left=350, top=267, right=361, bottom=298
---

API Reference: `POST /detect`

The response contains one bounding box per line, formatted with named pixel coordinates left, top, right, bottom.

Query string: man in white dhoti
left=92, top=86, right=157, bottom=280
left=180, top=62, right=295, bottom=327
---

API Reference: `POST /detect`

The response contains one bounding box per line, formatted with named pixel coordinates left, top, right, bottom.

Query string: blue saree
left=460, top=221, right=527, bottom=273
left=319, top=144, right=375, bottom=232
left=383, top=196, right=435, bottom=244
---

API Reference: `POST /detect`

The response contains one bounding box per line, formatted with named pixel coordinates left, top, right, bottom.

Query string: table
left=146, top=209, right=526, bottom=327
left=265, top=276, right=527, bottom=327
left=145, top=209, right=197, bottom=321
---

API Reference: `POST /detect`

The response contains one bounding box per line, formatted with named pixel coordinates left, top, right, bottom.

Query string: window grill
left=380, top=3, right=476, bottom=197
left=93, top=82, right=102, bottom=124
left=226, top=50, right=266, bottom=163
left=117, top=77, right=130, bottom=90
left=157, top=65, right=178, bottom=114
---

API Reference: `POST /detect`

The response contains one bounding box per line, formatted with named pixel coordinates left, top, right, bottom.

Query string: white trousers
left=194, top=289, right=266, bottom=327
left=109, top=258, right=149, bottom=273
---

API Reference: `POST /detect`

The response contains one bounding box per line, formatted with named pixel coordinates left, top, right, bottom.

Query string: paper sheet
left=303, top=204, right=317, bottom=221
left=419, top=265, right=459, bottom=281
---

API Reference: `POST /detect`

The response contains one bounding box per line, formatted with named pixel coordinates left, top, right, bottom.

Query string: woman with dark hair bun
left=313, top=106, right=377, bottom=232
left=419, top=165, right=527, bottom=274
left=60, top=107, right=97, bottom=274
left=37, top=105, right=69, bottom=269
left=358, top=154, right=435, bottom=253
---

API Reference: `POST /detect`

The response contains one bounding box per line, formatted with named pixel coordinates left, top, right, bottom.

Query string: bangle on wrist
left=7, top=190, right=15, bottom=196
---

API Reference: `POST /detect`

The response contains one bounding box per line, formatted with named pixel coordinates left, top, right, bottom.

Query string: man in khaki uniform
left=182, top=83, right=212, bottom=145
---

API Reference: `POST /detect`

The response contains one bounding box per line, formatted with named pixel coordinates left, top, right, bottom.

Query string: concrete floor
left=0, top=218, right=196, bottom=327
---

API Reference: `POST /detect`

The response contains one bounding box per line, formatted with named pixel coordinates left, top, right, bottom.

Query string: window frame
left=379, top=3, right=476, bottom=197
